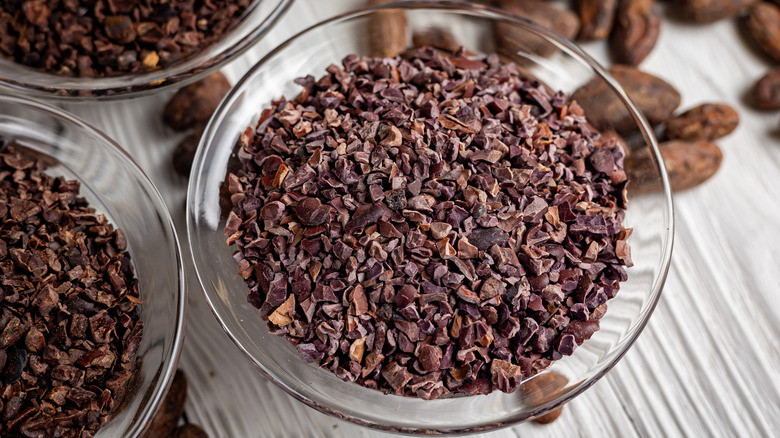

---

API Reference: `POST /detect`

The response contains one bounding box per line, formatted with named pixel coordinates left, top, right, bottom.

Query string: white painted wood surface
left=54, top=1, right=779, bottom=436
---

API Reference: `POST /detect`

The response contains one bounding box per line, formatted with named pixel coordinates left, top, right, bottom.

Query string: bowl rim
left=0, top=0, right=294, bottom=101
left=0, top=93, right=189, bottom=437
left=187, top=0, right=675, bottom=434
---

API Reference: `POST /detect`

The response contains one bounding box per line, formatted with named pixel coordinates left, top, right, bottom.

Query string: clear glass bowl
left=187, top=1, right=674, bottom=434
left=0, top=0, right=293, bottom=100
left=0, top=95, right=187, bottom=437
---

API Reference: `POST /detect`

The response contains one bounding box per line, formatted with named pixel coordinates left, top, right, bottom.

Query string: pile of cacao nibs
left=0, top=0, right=250, bottom=77
left=0, top=142, right=143, bottom=437
left=372, top=1, right=750, bottom=194
left=224, top=47, right=632, bottom=399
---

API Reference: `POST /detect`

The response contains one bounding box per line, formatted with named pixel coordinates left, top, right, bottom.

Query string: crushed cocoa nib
left=0, top=1, right=250, bottom=77
left=0, top=144, right=143, bottom=437
left=226, top=48, right=631, bottom=399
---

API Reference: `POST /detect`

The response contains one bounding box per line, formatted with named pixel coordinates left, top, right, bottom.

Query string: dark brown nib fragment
left=226, top=47, right=631, bottom=399
left=0, top=143, right=143, bottom=437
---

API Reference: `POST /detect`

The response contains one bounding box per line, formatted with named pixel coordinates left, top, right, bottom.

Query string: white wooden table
left=58, top=1, right=779, bottom=436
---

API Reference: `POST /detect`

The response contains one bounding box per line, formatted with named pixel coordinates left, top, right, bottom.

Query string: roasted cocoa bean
left=523, top=371, right=568, bottom=424
left=665, top=103, right=739, bottom=141
left=172, top=125, right=206, bottom=177
left=610, top=0, right=661, bottom=66
left=572, top=65, right=681, bottom=133
left=368, top=0, right=408, bottom=58
left=576, top=0, right=618, bottom=41
left=678, top=0, right=759, bottom=23
left=660, top=140, right=723, bottom=191
left=164, top=73, right=232, bottom=131
left=533, top=406, right=564, bottom=424
left=413, top=28, right=461, bottom=53
left=174, top=424, right=209, bottom=438
left=494, top=0, right=580, bottom=58
left=746, top=3, right=780, bottom=63
left=753, top=69, right=780, bottom=110
left=145, top=370, right=188, bottom=438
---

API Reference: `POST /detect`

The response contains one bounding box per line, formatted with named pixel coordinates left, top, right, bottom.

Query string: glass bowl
left=0, top=0, right=293, bottom=100
left=187, top=1, right=674, bottom=434
left=0, top=95, right=186, bottom=437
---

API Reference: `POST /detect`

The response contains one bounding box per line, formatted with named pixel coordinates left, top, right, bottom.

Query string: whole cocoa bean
left=145, top=369, right=188, bottom=438
left=163, top=73, right=232, bottom=131
left=494, top=0, right=580, bottom=59
left=174, top=424, right=209, bottom=438
left=572, top=65, right=681, bottom=134
left=660, top=140, right=723, bottom=191
left=625, top=147, right=661, bottom=194
left=678, top=0, right=759, bottom=23
left=368, top=0, right=408, bottom=58
left=745, top=3, right=780, bottom=63
left=753, top=69, right=780, bottom=110
left=665, top=103, right=739, bottom=141
left=522, top=371, right=569, bottom=425
left=576, top=0, right=618, bottom=41
left=610, top=0, right=661, bottom=66
left=412, top=27, right=461, bottom=53
left=533, top=406, right=564, bottom=424
left=172, top=125, right=206, bottom=177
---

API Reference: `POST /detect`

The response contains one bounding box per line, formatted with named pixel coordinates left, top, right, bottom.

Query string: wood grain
left=59, top=1, right=780, bottom=437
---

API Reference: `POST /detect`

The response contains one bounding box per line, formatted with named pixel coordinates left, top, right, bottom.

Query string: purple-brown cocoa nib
left=226, top=47, right=632, bottom=399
